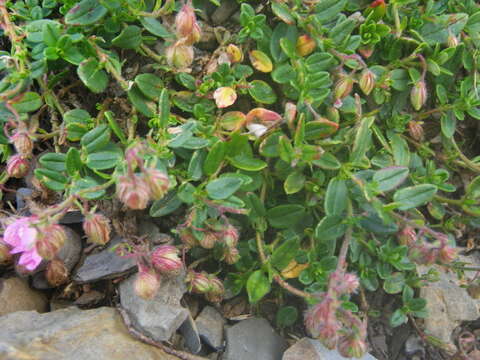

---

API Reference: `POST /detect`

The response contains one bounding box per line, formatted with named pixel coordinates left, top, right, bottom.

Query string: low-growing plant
left=1, top=0, right=480, bottom=357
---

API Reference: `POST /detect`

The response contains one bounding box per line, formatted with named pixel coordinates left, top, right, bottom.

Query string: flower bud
left=334, top=76, right=354, bottom=100
left=296, top=35, right=316, bottom=57
left=326, top=106, right=340, bottom=123
left=175, top=3, right=201, bottom=45
left=223, top=224, right=239, bottom=248
left=410, top=80, right=427, bottom=111
left=199, top=231, right=218, bottom=249
left=358, top=45, right=374, bottom=59
left=166, top=42, right=194, bottom=69
left=438, top=245, right=457, bottom=264
left=408, top=121, right=424, bottom=141
left=226, top=44, right=243, bottom=63
left=134, top=266, right=160, bottom=299
left=145, top=169, right=169, bottom=201
left=35, top=224, right=66, bottom=260
left=285, top=102, right=297, bottom=129
left=116, top=174, right=151, bottom=210
left=214, top=87, right=237, bottom=108
left=46, top=259, right=69, bottom=286
left=151, top=245, right=183, bottom=274
left=125, top=142, right=146, bottom=169
left=178, top=227, right=198, bottom=248
left=83, top=213, right=111, bottom=245
left=224, top=246, right=240, bottom=264
left=338, top=335, right=368, bottom=358
left=447, top=34, right=459, bottom=48
left=11, top=128, right=33, bottom=156
left=0, top=240, right=12, bottom=265
left=359, top=69, right=376, bottom=95
left=205, top=276, right=224, bottom=303
left=6, top=154, right=29, bottom=178
left=187, top=271, right=212, bottom=294
left=397, top=226, right=416, bottom=246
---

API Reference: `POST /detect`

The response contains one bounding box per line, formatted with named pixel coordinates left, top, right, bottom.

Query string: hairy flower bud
left=175, top=3, right=201, bottom=45
left=410, top=80, right=427, bottom=111
left=166, top=42, right=194, bottom=69
left=223, top=224, right=239, bottom=248
left=187, top=271, right=212, bottom=294
left=178, top=227, right=198, bottom=248
left=438, top=245, right=457, bottom=264
left=224, top=246, right=240, bottom=264
left=226, top=44, right=243, bottom=63
left=334, top=76, right=354, bottom=101
left=408, top=120, right=424, bottom=141
left=397, top=226, right=416, bottom=246
left=199, top=231, right=218, bottom=249
left=0, top=240, right=12, bottom=265
left=285, top=102, right=297, bottom=129
left=296, top=35, right=316, bottom=57
left=134, top=266, right=160, bottom=299
left=83, top=213, right=111, bottom=245
left=151, top=245, right=183, bottom=274
left=116, top=174, right=151, bottom=210
left=35, top=224, right=66, bottom=260
left=6, top=154, right=29, bottom=178
left=11, top=129, right=33, bottom=156
left=447, top=34, right=459, bottom=48
left=338, top=334, right=368, bottom=358
left=205, top=275, right=224, bottom=303
left=145, top=169, right=169, bottom=201
left=359, top=69, right=376, bottom=95
left=46, top=259, right=69, bottom=286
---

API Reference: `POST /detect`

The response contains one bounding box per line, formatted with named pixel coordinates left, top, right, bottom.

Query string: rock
left=59, top=210, right=84, bottom=224
left=15, top=187, right=32, bottom=211
left=138, top=220, right=173, bottom=245
left=74, top=236, right=136, bottom=283
left=196, top=306, right=225, bottom=350
left=223, top=317, right=287, bottom=360
left=119, top=272, right=189, bottom=342
left=32, top=226, right=82, bottom=289
left=211, top=0, right=239, bottom=25
left=0, top=277, right=48, bottom=316
left=283, top=338, right=378, bottom=360
left=0, top=307, right=178, bottom=360
left=180, top=313, right=202, bottom=354
left=419, top=254, right=480, bottom=343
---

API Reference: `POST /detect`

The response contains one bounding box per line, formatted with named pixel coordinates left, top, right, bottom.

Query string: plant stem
left=450, top=138, right=480, bottom=173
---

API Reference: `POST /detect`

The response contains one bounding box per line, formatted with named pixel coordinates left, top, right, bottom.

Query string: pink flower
left=304, top=296, right=340, bottom=340
left=4, top=217, right=42, bottom=271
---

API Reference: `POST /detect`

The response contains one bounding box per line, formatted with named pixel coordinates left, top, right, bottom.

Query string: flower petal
left=18, top=248, right=42, bottom=271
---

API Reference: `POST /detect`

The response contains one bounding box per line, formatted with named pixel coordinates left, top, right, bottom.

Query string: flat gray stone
left=119, top=272, right=188, bottom=342
left=211, top=0, right=238, bottom=25
left=180, top=313, right=202, bottom=354
left=196, top=306, right=225, bottom=350
left=0, top=307, right=177, bottom=360
left=283, top=338, right=377, bottom=360
left=223, top=317, right=287, bottom=360
left=0, top=277, right=48, bottom=316
left=74, top=236, right=136, bottom=283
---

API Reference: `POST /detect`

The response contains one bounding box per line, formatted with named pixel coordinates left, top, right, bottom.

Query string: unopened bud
left=187, top=271, right=212, bottom=294
left=151, top=245, right=183, bottom=274
left=0, top=240, right=12, bottom=265
left=407, top=120, right=424, bottom=141
left=338, top=335, right=368, bottom=359
left=359, top=69, right=376, bottom=95
left=296, top=35, right=316, bottom=57
left=326, top=106, right=340, bottom=123
left=145, top=169, right=169, bottom=201
left=199, top=231, right=218, bottom=249
left=205, top=275, right=224, bottom=303
left=334, top=76, right=354, bottom=100
left=438, top=245, right=457, bottom=264
left=46, top=259, right=69, bottom=286
left=166, top=42, right=194, bottom=69
left=116, top=174, right=151, bottom=210
left=398, top=226, right=417, bottom=246
left=226, top=44, right=243, bottom=63
left=223, top=224, right=239, bottom=248
left=175, top=3, right=201, bottom=45
left=83, top=213, right=111, bottom=245
left=358, top=45, right=374, bottom=59
left=285, top=102, right=297, bottom=129
left=11, top=128, right=33, bottom=156
left=224, top=246, right=240, bottom=264
left=410, top=80, right=427, bottom=111
left=134, top=266, right=160, bottom=299
left=447, top=34, right=459, bottom=48
left=35, top=225, right=66, bottom=260
left=178, top=227, right=198, bottom=248
left=6, top=154, right=29, bottom=178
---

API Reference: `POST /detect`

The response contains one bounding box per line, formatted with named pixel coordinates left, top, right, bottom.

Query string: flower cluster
left=5, top=121, right=34, bottom=178
left=186, top=270, right=225, bottom=303
left=305, top=270, right=367, bottom=357
left=116, top=143, right=170, bottom=210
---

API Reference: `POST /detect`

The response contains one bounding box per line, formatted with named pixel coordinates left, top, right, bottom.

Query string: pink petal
left=18, top=248, right=42, bottom=271
left=4, top=218, right=29, bottom=248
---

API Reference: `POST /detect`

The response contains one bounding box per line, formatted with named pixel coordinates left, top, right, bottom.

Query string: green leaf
left=390, top=133, right=410, bottom=167
left=150, top=192, right=182, bottom=217
left=86, top=144, right=122, bottom=170
left=271, top=2, right=295, bottom=25
left=466, top=175, right=480, bottom=199
left=276, top=306, right=298, bottom=327
left=81, top=124, right=110, bottom=153
left=246, top=270, right=271, bottom=304
left=128, top=85, right=156, bottom=117
left=140, top=17, right=174, bottom=38
left=229, top=155, right=267, bottom=171
left=206, top=177, right=243, bottom=200
left=315, top=215, right=346, bottom=241
left=105, top=111, right=127, bottom=144
left=158, top=88, right=170, bottom=129
left=188, top=150, right=205, bottom=181
left=267, top=205, right=306, bottom=229
left=315, top=0, right=346, bottom=23
left=112, top=25, right=142, bottom=49
left=12, top=92, right=42, bottom=113
left=271, top=63, right=295, bottom=84
left=284, top=171, right=305, bottom=195
left=65, top=147, right=82, bottom=176
left=270, top=23, right=298, bottom=63
left=390, top=309, right=407, bottom=327
left=135, top=74, right=163, bottom=100
left=178, top=182, right=196, bottom=203
left=324, top=178, right=348, bottom=216
left=77, top=58, right=108, bottom=93
left=313, top=152, right=341, bottom=170
left=393, top=184, right=438, bottom=210
left=271, top=237, right=299, bottom=270
left=350, top=117, right=374, bottom=164
left=441, top=111, right=456, bottom=138
left=383, top=272, right=405, bottom=294
left=64, top=109, right=91, bottom=141
left=71, top=177, right=106, bottom=200
left=373, top=166, right=409, bottom=192
left=305, top=53, right=337, bottom=72
left=39, top=153, right=66, bottom=172
left=34, top=168, right=68, bottom=191
left=65, top=0, right=107, bottom=25
left=248, top=80, right=277, bottom=104
left=204, top=141, right=225, bottom=176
